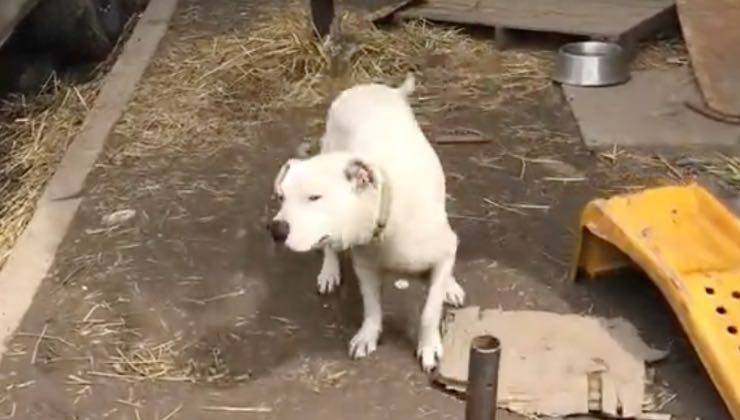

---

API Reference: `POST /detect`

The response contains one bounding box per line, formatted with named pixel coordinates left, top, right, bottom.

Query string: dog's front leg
left=348, top=256, right=383, bottom=359
left=317, top=247, right=341, bottom=294
left=417, top=255, right=455, bottom=372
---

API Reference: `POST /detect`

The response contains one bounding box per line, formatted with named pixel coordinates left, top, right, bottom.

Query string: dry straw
left=113, top=3, right=554, bottom=159
left=0, top=81, right=100, bottom=266
left=0, top=2, right=694, bottom=270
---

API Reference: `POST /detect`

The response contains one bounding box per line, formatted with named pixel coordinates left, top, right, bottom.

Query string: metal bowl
left=553, top=41, right=630, bottom=87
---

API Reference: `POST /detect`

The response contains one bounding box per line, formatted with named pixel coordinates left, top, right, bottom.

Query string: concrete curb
left=0, top=0, right=180, bottom=360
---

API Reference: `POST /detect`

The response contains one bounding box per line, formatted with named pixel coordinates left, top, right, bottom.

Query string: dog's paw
left=417, top=333, right=443, bottom=372
left=444, top=278, right=466, bottom=307
left=349, top=324, right=380, bottom=359
left=317, top=269, right=341, bottom=295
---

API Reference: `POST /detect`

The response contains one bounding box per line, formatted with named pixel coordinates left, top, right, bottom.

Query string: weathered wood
left=365, top=0, right=414, bottom=22
left=563, top=68, right=740, bottom=151
left=677, top=0, right=740, bottom=117
left=309, top=0, right=334, bottom=39
left=397, top=0, right=675, bottom=42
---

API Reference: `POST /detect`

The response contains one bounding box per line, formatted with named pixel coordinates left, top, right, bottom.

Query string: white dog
left=269, top=75, right=464, bottom=371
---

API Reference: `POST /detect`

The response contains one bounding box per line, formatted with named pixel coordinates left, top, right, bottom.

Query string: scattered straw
left=0, top=81, right=100, bottom=267
left=506, top=203, right=550, bottom=211
left=656, top=154, right=684, bottom=180
left=181, top=287, right=245, bottom=306
left=598, top=145, right=626, bottom=164
left=106, top=339, right=189, bottom=381
left=0, top=402, right=16, bottom=419
left=30, top=323, right=49, bottom=365
left=542, top=176, right=586, bottom=183
left=633, top=38, right=689, bottom=71
left=201, top=405, right=272, bottom=413
left=161, top=403, right=183, bottom=420
left=676, top=154, right=740, bottom=189
left=706, top=154, right=740, bottom=188
left=114, top=2, right=553, bottom=159
left=483, top=198, right=527, bottom=216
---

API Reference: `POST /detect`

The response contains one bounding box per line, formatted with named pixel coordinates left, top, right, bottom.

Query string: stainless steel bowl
left=553, top=41, right=629, bottom=87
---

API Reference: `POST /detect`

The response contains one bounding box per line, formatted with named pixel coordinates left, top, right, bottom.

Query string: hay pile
left=0, top=11, right=140, bottom=268
left=0, top=82, right=99, bottom=266
left=113, top=3, right=553, bottom=158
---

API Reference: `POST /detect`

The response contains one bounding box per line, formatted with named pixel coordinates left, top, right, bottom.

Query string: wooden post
left=309, top=0, right=334, bottom=40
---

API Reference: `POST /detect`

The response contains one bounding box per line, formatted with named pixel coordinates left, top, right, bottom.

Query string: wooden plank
left=563, top=68, right=740, bottom=151
left=0, top=0, right=40, bottom=47
left=677, top=0, right=740, bottom=117
left=365, top=0, right=414, bottom=22
left=397, top=0, right=674, bottom=41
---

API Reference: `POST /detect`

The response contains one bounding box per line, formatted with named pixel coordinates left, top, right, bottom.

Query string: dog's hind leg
left=317, top=247, right=341, bottom=294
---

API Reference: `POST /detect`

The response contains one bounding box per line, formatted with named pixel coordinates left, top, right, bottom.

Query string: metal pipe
left=465, top=335, right=501, bottom=420
left=309, top=0, right=334, bottom=40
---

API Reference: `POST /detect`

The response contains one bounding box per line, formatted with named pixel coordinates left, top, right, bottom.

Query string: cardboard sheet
left=437, top=307, right=667, bottom=418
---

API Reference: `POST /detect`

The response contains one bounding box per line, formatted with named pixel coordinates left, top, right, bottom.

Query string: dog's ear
left=344, top=159, right=376, bottom=190
left=274, top=159, right=295, bottom=195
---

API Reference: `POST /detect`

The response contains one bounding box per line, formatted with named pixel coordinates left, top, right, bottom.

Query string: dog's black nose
left=269, top=220, right=290, bottom=243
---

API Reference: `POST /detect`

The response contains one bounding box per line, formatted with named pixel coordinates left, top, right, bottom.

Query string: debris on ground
left=676, top=154, right=740, bottom=189
left=101, top=209, right=136, bottom=226
left=438, top=306, right=668, bottom=418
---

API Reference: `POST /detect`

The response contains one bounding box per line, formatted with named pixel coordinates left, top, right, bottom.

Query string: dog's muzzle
left=268, top=220, right=290, bottom=243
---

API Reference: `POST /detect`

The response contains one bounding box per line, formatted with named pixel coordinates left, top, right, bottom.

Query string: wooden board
left=366, top=0, right=414, bottom=21
left=677, top=0, right=740, bottom=117
left=563, top=68, right=740, bottom=150
left=397, top=0, right=675, bottom=42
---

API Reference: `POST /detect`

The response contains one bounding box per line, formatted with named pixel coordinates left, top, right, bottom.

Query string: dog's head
left=269, top=152, right=383, bottom=252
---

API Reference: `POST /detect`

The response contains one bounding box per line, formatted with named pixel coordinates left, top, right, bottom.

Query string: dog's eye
left=308, top=195, right=322, bottom=202
left=276, top=194, right=284, bottom=202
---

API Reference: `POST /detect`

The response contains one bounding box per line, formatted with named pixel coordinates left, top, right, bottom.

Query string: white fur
left=272, top=75, right=464, bottom=371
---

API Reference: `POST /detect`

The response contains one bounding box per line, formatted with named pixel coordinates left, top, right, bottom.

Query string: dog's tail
left=397, top=73, right=416, bottom=97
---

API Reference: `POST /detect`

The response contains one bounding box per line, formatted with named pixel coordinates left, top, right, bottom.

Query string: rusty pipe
left=465, top=335, right=501, bottom=420
left=309, top=0, right=334, bottom=40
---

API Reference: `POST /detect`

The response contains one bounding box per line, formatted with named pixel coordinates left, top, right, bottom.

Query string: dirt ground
left=0, top=0, right=734, bottom=419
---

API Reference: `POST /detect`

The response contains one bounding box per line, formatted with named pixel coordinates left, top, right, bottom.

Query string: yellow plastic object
left=572, top=184, right=740, bottom=418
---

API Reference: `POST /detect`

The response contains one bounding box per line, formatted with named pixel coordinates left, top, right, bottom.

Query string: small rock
left=394, top=279, right=409, bottom=290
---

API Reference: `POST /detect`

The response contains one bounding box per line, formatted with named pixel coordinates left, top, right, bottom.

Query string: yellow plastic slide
left=572, top=184, right=740, bottom=418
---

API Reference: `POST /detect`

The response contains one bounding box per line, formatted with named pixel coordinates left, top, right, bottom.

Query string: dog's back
left=320, top=74, right=420, bottom=153
left=319, top=75, right=450, bottom=262
left=321, top=75, right=445, bottom=199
